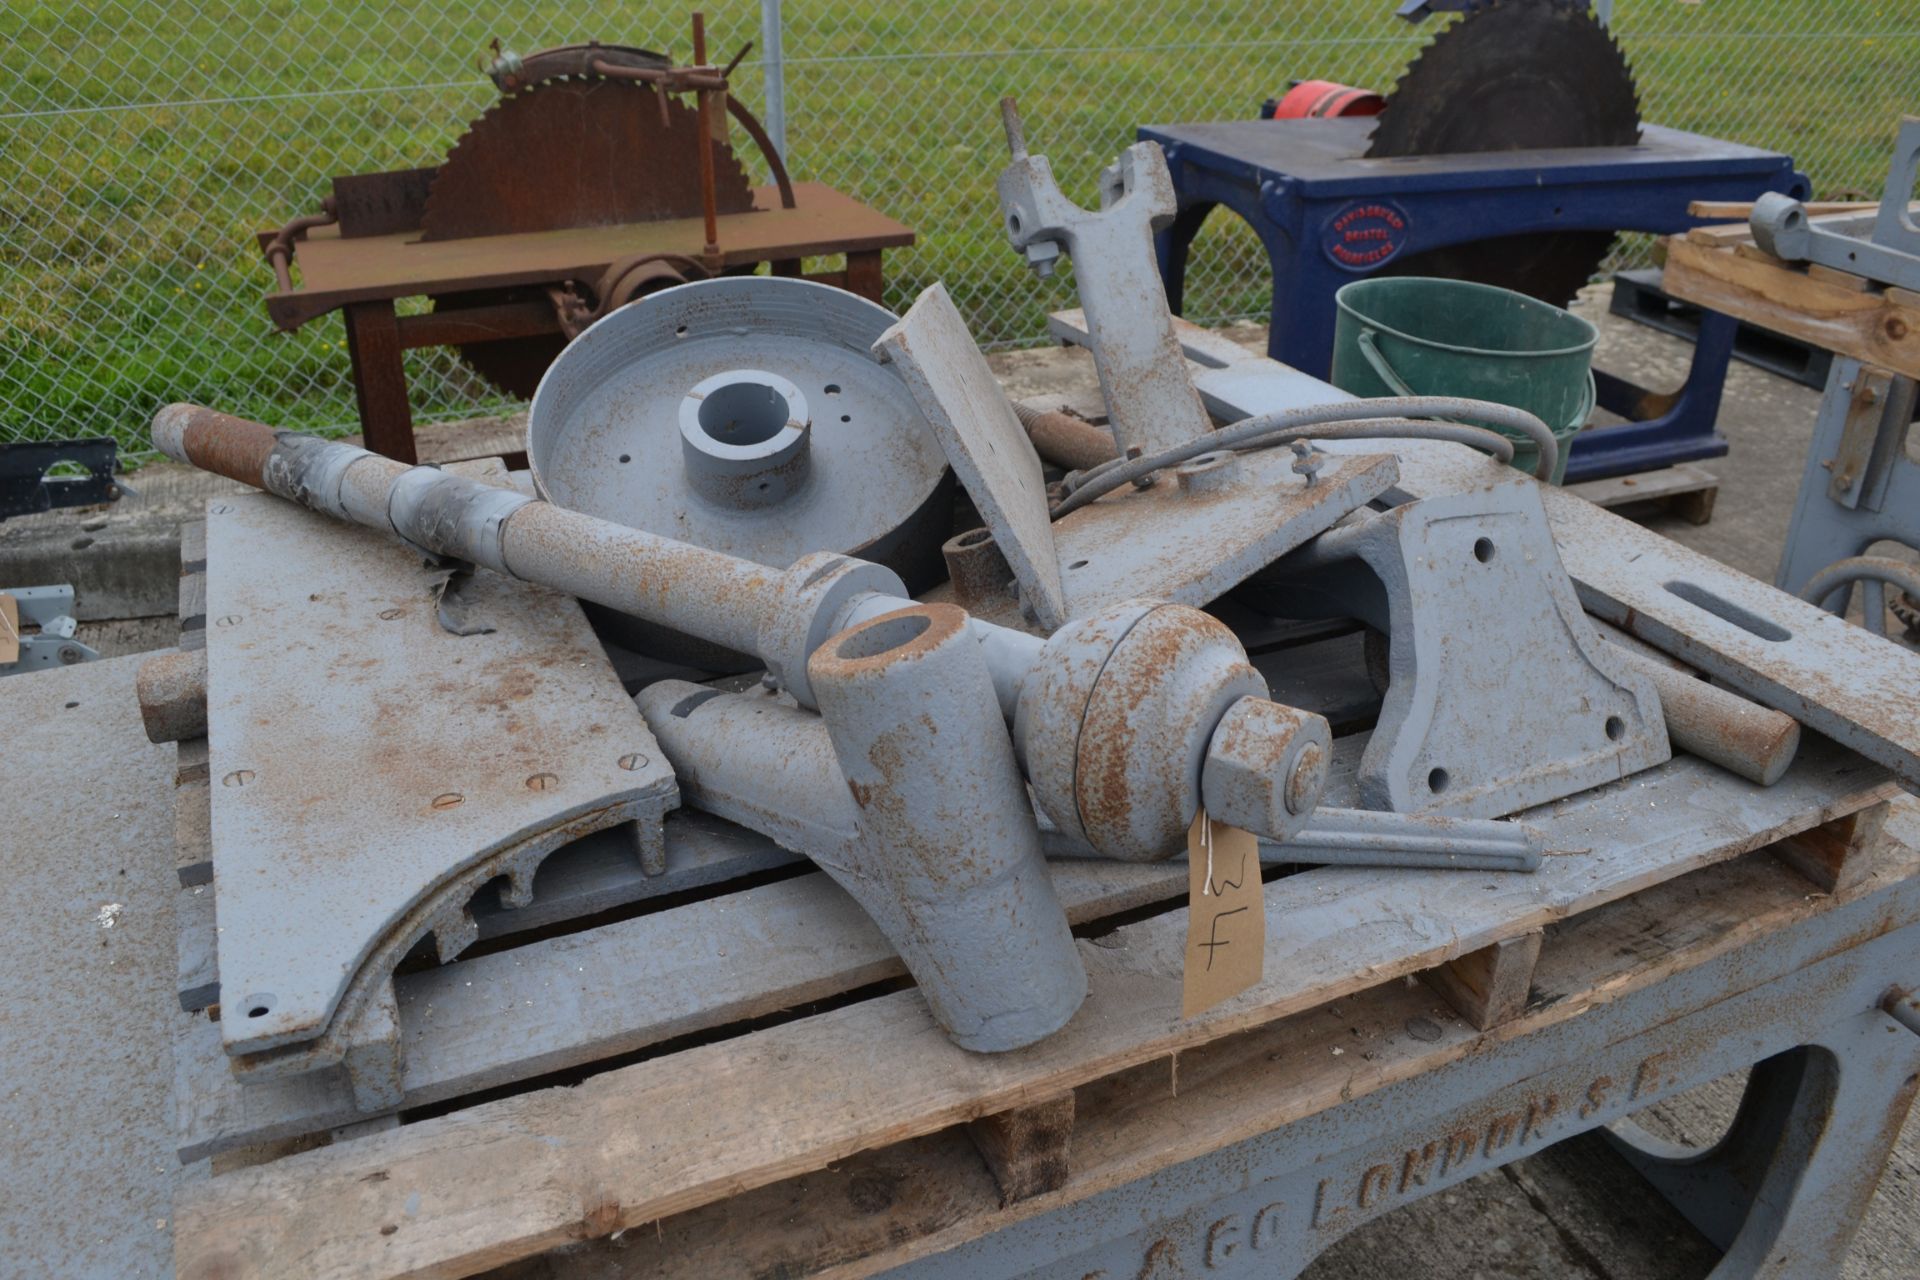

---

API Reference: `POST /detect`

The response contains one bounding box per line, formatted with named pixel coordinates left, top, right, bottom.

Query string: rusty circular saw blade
left=1365, top=0, right=1640, bottom=306
left=419, top=77, right=756, bottom=242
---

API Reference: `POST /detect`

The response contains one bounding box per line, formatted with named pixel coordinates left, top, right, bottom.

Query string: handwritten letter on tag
left=1182, top=809, right=1265, bottom=1018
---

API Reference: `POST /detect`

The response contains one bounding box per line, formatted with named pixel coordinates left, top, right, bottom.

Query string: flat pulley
left=527, top=276, right=954, bottom=664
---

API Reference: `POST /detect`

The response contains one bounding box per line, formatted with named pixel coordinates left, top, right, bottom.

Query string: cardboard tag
left=1182, top=810, right=1265, bottom=1018
left=0, top=594, right=17, bottom=665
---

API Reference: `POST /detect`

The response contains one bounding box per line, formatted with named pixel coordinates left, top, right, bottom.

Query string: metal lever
left=995, top=100, right=1212, bottom=454
left=1261, top=807, right=1545, bottom=873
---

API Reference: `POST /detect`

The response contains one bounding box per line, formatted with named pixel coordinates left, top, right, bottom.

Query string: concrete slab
left=0, top=654, right=201, bottom=1277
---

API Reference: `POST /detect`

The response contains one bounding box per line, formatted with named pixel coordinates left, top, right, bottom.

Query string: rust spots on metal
left=811, top=603, right=968, bottom=678
left=178, top=407, right=279, bottom=486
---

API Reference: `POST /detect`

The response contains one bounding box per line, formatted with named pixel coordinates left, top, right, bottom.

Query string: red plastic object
left=1268, top=80, right=1386, bottom=120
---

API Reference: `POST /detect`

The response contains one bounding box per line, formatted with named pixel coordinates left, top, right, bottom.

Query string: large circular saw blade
left=422, top=76, right=757, bottom=395
left=421, top=78, right=755, bottom=241
left=1366, top=0, right=1640, bottom=306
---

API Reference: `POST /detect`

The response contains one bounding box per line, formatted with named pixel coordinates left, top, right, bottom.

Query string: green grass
left=2, top=0, right=1916, bottom=458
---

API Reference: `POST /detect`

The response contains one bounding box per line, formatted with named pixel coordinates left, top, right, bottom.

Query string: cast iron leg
left=1603, top=1013, right=1920, bottom=1278
left=343, top=300, right=416, bottom=465
left=1565, top=308, right=1737, bottom=484
left=845, top=250, right=884, bottom=304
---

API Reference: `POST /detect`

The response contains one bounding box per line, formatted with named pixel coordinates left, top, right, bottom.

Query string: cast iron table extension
left=261, top=182, right=913, bottom=464
left=1138, top=118, right=1807, bottom=482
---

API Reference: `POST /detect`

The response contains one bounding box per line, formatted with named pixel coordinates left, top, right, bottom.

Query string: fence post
left=759, top=0, right=787, bottom=163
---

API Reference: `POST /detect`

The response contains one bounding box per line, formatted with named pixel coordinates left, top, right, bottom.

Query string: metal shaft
left=158, top=406, right=796, bottom=658
left=152, top=406, right=1044, bottom=706
left=1260, top=806, right=1544, bottom=872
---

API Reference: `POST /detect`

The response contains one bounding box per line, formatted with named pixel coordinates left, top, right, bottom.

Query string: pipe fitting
left=806, top=603, right=1087, bottom=1050
left=755, top=551, right=906, bottom=708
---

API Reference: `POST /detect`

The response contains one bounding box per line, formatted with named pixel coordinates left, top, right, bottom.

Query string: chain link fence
left=3, top=1, right=1917, bottom=459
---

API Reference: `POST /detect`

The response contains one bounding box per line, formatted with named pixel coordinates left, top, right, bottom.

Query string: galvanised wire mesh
left=3, top=2, right=1917, bottom=459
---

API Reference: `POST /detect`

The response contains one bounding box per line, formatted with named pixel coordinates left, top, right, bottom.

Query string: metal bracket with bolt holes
left=1750, top=116, right=1920, bottom=291
left=0, top=585, right=99, bottom=675
left=203, top=494, right=676, bottom=1085
left=996, top=101, right=1213, bottom=455
left=1244, top=482, right=1671, bottom=817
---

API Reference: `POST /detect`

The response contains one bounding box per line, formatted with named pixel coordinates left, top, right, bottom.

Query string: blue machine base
left=1140, top=119, right=1808, bottom=483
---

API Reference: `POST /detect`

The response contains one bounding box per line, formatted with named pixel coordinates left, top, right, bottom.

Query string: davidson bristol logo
left=1322, top=200, right=1410, bottom=270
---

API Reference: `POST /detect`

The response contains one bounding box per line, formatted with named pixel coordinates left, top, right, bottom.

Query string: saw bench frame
left=260, top=181, right=913, bottom=464
left=1138, top=118, right=1807, bottom=483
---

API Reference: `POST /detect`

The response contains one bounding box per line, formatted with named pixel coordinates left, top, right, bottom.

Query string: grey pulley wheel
left=527, top=277, right=955, bottom=667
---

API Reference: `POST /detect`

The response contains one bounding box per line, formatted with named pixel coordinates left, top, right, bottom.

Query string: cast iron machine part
left=523, top=277, right=956, bottom=668
left=152, top=405, right=1552, bottom=1051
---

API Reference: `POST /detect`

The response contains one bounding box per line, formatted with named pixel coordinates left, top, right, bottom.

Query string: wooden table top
left=266, top=183, right=913, bottom=329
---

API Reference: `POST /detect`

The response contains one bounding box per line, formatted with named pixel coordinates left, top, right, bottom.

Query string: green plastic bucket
left=1330, top=277, right=1597, bottom=484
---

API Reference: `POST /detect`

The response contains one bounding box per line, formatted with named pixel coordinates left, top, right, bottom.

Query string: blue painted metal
left=1139, top=118, right=1809, bottom=482
left=884, top=859, right=1920, bottom=1278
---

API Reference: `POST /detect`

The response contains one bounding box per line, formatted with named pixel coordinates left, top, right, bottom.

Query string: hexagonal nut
left=1201, top=697, right=1332, bottom=841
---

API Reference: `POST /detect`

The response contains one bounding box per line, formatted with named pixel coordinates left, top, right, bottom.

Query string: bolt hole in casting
left=1474, top=536, right=1496, bottom=563
left=243, top=994, right=275, bottom=1019
left=1606, top=715, right=1627, bottom=741
left=1428, top=767, right=1450, bottom=794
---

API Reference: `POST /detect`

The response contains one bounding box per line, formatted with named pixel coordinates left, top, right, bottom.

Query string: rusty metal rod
left=1014, top=402, right=1119, bottom=472
left=692, top=12, right=721, bottom=269
left=153, top=405, right=779, bottom=658
left=587, top=58, right=727, bottom=90
left=149, top=405, right=1049, bottom=712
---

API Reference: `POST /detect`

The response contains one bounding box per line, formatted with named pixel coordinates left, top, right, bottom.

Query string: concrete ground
left=3, top=284, right=1916, bottom=1276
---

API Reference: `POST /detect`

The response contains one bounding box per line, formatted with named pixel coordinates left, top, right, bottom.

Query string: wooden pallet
left=1563, top=461, right=1719, bottom=525
left=512, top=803, right=1920, bottom=1280
left=167, top=654, right=1895, bottom=1279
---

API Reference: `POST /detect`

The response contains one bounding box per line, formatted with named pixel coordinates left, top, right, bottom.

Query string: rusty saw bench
left=4, top=560, right=1918, bottom=1278
left=261, top=182, right=913, bottom=464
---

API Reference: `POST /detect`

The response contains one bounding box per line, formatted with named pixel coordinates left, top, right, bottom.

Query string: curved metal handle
left=1356, top=327, right=1419, bottom=397
left=1798, top=554, right=1920, bottom=638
